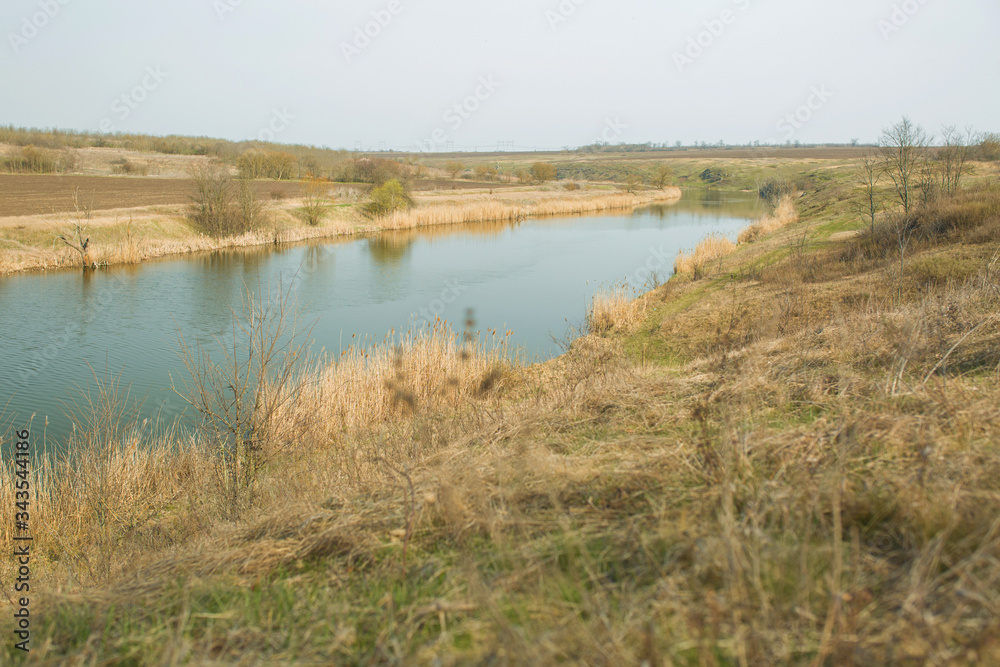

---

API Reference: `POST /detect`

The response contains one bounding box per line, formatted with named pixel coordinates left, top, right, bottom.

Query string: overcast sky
left=1, top=0, right=997, bottom=151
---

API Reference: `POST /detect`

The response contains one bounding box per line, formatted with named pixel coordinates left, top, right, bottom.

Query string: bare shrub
left=111, top=158, right=150, bottom=176
left=187, top=165, right=267, bottom=237
left=299, top=178, right=332, bottom=226
left=173, top=283, right=314, bottom=518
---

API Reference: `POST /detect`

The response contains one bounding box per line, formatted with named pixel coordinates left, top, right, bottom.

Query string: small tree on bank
left=363, top=179, right=414, bottom=218
left=530, top=162, right=557, bottom=183
left=652, top=163, right=674, bottom=189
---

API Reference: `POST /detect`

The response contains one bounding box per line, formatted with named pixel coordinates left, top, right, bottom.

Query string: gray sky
left=1, top=0, right=997, bottom=151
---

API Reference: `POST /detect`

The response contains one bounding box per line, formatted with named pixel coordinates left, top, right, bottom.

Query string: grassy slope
left=4, top=165, right=1000, bottom=665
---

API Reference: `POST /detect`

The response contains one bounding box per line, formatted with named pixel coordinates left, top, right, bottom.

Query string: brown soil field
left=0, top=175, right=512, bottom=218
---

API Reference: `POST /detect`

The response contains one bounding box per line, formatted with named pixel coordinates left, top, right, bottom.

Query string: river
left=0, top=190, right=761, bottom=446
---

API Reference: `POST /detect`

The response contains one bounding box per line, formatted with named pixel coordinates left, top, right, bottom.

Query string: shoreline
left=0, top=186, right=681, bottom=276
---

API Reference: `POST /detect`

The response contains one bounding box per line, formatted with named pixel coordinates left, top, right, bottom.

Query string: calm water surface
left=0, top=190, right=761, bottom=445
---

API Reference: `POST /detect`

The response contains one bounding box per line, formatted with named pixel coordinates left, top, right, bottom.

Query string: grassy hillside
left=2, top=162, right=999, bottom=664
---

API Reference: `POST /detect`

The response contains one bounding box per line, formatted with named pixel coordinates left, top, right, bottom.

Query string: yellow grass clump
left=673, top=233, right=737, bottom=275
left=586, top=284, right=647, bottom=334
left=281, top=320, right=516, bottom=439
left=737, top=194, right=800, bottom=244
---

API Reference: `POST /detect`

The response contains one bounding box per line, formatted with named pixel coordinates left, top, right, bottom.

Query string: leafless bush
left=187, top=164, right=268, bottom=237
left=173, top=282, right=314, bottom=518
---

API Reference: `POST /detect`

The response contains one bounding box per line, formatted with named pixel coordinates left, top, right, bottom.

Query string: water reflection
left=639, top=189, right=763, bottom=220
left=367, top=236, right=413, bottom=266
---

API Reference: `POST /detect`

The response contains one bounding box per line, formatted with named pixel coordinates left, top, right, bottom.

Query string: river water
left=0, top=190, right=760, bottom=445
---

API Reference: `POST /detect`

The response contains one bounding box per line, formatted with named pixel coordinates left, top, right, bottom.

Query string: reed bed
left=737, top=193, right=800, bottom=244
left=380, top=190, right=681, bottom=230
left=282, top=319, right=516, bottom=439
left=673, top=233, right=737, bottom=275
left=586, top=284, right=647, bottom=334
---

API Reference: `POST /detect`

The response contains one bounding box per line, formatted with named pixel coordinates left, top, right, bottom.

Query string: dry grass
left=280, top=319, right=517, bottom=441
left=0, top=319, right=516, bottom=591
left=586, top=284, right=648, bottom=335
left=737, top=193, right=800, bottom=244
left=380, top=189, right=681, bottom=229
left=673, top=233, right=737, bottom=276
left=4, top=181, right=1000, bottom=665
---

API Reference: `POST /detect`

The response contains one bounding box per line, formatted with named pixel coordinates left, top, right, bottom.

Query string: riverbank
left=0, top=185, right=681, bottom=275
left=3, top=173, right=999, bottom=664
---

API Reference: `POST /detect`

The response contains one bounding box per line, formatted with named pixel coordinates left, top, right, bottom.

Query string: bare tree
left=57, top=188, right=95, bottom=270
left=878, top=117, right=930, bottom=214
left=856, top=149, right=883, bottom=234
left=938, top=125, right=975, bottom=196
left=624, top=172, right=644, bottom=194
left=652, top=163, right=674, bottom=190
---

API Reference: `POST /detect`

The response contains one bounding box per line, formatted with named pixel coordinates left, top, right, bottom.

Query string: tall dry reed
left=673, top=234, right=737, bottom=276
left=737, top=194, right=799, bottom=244
left=587, top=284, right=647, bottom=334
